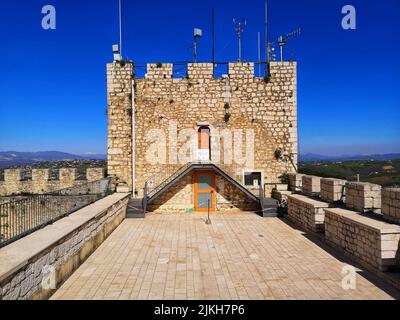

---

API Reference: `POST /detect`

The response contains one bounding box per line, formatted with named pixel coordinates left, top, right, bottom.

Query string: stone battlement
left=143, top=62, right=295, bottom=80
left=0, top=168, right=106, bottom=196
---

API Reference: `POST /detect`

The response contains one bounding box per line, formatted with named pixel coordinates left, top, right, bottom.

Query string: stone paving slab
left=51, top=212, right=400, bottom=300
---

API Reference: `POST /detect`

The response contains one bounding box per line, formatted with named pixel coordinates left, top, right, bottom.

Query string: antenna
left=118, top=0, right=123, bottom=58
left=264, top=0, right=268, bottom=75
left=233, top=17, right=247, bottom=62
left=278, top=28, right=301, bottom=62
left=258, top=32, right=261, bottom=77
left=212, top=8, right=215, bottom=74
left=193, top=28, right=202, bottom=63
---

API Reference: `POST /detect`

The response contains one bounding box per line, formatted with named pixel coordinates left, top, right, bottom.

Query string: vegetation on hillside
left=299, top=159, right=400, bottom=187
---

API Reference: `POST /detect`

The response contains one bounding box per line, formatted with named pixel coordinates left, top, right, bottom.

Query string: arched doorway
left=197, top=126, right=211, bottom=161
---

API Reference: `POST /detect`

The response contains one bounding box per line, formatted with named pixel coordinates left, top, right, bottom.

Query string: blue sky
left=0, top=0, right=399, bottom=156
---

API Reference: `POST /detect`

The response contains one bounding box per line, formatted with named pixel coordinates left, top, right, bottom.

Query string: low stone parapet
left=324, top=208, right=400, bottom=271
left=288, top=173, right=305, bottom=192
left=287, top=194, right=330, bottom=233
left=0, top=193, right=130, bottom=300
left=0, top=168, right=106, bottom=197
left=382, top=188, right=400, bottom=224
left=302, top=176, right=322, bottom=197
left=346, top=182, right=381, bottom=212
left=272, top=190, right=292, bottom=203
left=321, top=178, right=346, bottom=203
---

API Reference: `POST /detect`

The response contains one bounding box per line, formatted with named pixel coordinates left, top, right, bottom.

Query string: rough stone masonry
left=107, top=61, right=298, bottom=202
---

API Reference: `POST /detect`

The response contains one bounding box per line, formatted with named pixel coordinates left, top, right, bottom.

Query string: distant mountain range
left=0, top=151, right=107, bottom=168
left=300, top=153, right=400, bottom=163
left=1, top=151, right=399, bottom=168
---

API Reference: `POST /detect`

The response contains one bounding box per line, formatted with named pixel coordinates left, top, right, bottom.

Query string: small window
left=244, top=172, right=262, bottom=187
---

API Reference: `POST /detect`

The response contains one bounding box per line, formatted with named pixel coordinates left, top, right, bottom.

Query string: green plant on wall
left=263, top=74, right=272, bottom=84
left=156, top=62, right=162, bottom=68
left=274, top=148, right=283, bottom=160
left=279, top=173, right=290, bottom=184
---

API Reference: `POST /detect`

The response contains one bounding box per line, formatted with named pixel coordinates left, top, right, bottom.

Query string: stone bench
left=345, top=182, right=381, bottom=213
left=382, top=188, right=400, bottom=224
left=302, top=176, right=322, bottom=197
left=320, top=178, right=346, bottom=203
left=324, top=208, right=400, bottom=271
left=287, top=194, right=330, bottom=233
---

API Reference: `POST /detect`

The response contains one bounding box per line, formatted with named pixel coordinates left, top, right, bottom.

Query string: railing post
left=259, top=183, right=264, bottom=212
left=142, top=182, right=148, bottom=214
left=206, top=199, right=212, bottom=225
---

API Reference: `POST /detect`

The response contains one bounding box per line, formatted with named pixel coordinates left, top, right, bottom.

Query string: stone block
left=287, top=194, right=329, bottom=233
left=382, top=188, right=400, bottom=224
left=302, top=176, right=322, bottom=197
left=324, top=207, right=400, bottom=271
left=345, top=182, right=381, bottom=212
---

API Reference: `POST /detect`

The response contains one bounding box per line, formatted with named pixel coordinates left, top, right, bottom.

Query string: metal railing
left=0, top=179, right=111, bottom=248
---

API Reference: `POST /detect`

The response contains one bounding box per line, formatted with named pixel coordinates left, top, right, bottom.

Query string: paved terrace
left=52, top=212, right=400, bottom=300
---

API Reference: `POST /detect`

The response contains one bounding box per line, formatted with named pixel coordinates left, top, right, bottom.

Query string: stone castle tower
left=107, top=61, right=298, bottom=213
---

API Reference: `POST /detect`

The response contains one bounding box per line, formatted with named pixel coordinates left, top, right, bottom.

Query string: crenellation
left=302, top=175, right=322, bottom=197
left=187, top=63, right=214, bottom=79
left=146, top=63, right=173, bottom=79
left=87, top=168, right=106, bottom=182
left=288, top=173, right=304, bottom=192
left=0, top=168, right=106, bottom=196
left=228, top=62, right=255, bottom=79
left=321, top=178, right=347, bottom=203
left=382, top=188, right=400, bottom=224
left=346, top=182, right=382, bottom=212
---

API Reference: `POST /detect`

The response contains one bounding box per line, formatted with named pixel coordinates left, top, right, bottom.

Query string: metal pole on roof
left=265, top=0, right=269, bottom=75
left=119, top=0, right=123, bottom=58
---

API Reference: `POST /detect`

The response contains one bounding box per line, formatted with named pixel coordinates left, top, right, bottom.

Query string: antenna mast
left=119, top=0, right=123, bottom=58
left=278, top=28, right=301, bottom=62
left=233, top=17, right=247, bottom=62
left=264, top=0, right=268, bottom=75
left=258, top=32, right=261, bottom=77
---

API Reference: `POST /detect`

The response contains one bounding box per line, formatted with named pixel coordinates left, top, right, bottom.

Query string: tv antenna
left=278, top=28, right=301, bottom=62
left=193, top=28, right=202, bottom=63
left=233, top=17, right=247, bottom=62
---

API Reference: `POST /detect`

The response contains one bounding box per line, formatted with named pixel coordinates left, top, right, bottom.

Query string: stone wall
left=288, top=173, right=304, bottom=192
left=302, top=175, right=322, bottom=197
left=320, top=178, right=346, bottom=203
left=287, top=194, right=329, bottom=233
left=0, top=193, right=130, bottom=300
left=382, top=188, right=400, bottom=224
left=107, top=62, right=134, bottom=191
left=346, top=182, right=381, bottom=213
left=148, top=172, right=259, bottom=213
left=108, top=61, right=298, bottom=197
left=324, top=208, right=400, bottom=271
left=0, top=168, right=105, bottom=197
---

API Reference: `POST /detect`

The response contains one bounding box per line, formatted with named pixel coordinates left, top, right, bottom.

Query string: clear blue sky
left=0, top=0, right=399, bottom=156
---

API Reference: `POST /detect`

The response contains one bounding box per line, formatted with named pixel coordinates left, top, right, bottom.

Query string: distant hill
left=300, top=153, right=400, bottom=163
left=0, top=151, right=106, bottom=168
